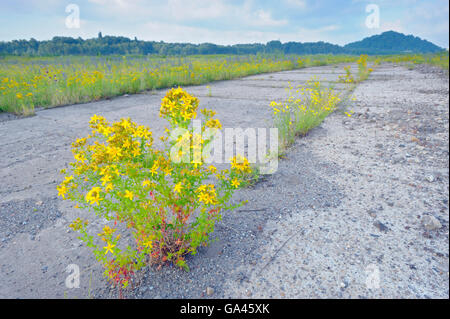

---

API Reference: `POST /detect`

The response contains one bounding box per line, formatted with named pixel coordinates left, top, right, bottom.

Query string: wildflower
left=231, top=179, right=240, bottom=188
left=103, top=242, right=115, bottom=255
left=124, top=190, right=134, bottom=201
left=86, top=187, right=102, bottom=205
left=208, top=165, right=217, bottom=174
left=142, top=239, right=152, bottom=249
left=101, top=174, right=111, bottom=186
left=174, top=182, right=183, bottom=194
left=150, top=163, right=158, bottom=176
left=99, top=226, right=116, bottom=237
left=57, top=184, right=68, bottom=199
left=142, top=180, right=151, bottom=188
left=205, top=118, right=222, bottom=129
left=105, top=183, right=114, bottom=192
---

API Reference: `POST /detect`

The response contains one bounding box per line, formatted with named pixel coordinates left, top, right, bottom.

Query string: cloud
left=249, top=10, right=288, bottom=27
left=0, top=0, right=447, bottom=47
left=167, top=0, right=228, bottom=20
left=285, top=0, right=307, bottom=8
left=139, top=21, right=340, bottom=44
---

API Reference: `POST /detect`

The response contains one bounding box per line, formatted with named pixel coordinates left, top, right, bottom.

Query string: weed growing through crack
left=270, top=78, right=342, bottom=152
left=338, top=55, right=373, bottom=84
left=58, top=87, right=252, bottom=296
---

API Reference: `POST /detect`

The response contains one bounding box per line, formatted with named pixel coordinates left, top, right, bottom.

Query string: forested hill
left=0, top=31, right=444, bottom=56
left=344, top=31, right=443, bottom=54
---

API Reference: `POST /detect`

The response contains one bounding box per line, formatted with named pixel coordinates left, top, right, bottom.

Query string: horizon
left=1, top=30, right=445, bottom=50
left=0, top=1, right=448, bottom=48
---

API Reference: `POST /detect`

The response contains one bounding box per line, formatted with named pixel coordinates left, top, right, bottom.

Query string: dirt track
left=0, top=63, right=448, bottom=299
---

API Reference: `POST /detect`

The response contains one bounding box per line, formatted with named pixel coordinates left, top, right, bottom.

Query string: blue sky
left=0, top=0, right=448, bottom=47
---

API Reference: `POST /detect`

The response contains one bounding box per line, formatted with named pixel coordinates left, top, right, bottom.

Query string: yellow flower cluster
left=271, top=79, right=342, bottom=148
left=205, top=118, right=222, bottom=129
left=58, top=87, right=252, bottom=291
left=160, top=87, right=199, bottom=124
left=230, top=155, right=251, bottom=173
left=357, top=54, right=368, bottom=70
left=196, top=184, right=218, bottom=205
left=86, top=186, right=103, bottom=205
left=338, top=66, right=355, bottom=83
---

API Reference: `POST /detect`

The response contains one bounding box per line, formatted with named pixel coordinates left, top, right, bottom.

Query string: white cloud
left=86, top=0, right=288, bottom=29
left=285, top=0, right=307, bottom=9
left=167, top=0, right=227, bottom=20
left=249, top=10, right=288, bottom=27
left=137, top=21, right=340, bottom=44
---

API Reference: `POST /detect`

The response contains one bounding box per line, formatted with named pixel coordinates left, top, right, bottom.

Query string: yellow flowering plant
left=270, top=79, right=342, bottom=151
left=58, top=87, right=251, bottom=292
left=338, top=55, right=373, bottom=84
left=338, top=65, right=355, bottom=83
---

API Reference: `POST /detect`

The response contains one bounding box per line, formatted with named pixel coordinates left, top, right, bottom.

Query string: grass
left=271, top=53, right=374, bottom=154
left=0, top=54, right=361, bottom=115
left=375, top=52, right=449, bottom=71
left=1, top=52, right=446, bottom=116
left=270, top=78, right=343, bottom=154
left=338, top=54, right=373, bottom=84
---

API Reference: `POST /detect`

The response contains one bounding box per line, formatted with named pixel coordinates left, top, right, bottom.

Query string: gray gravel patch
left=0, top=196, right=61, bottom=244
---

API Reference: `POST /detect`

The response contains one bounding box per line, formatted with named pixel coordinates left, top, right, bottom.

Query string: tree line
left=0, top=31, right=444, bottom=56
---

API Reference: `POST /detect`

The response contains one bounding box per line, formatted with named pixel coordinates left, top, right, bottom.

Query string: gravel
left=0, top=197, right=61, bottom=244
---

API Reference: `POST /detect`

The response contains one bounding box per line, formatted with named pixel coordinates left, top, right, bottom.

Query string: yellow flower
left=74, top=153, right=86, bottom=162
left=57, top=184, right=68, bottom=199
left=174, top=182, right=183, bottom=194
left=205, top=118, right=222, bottom=129
left=230, top=155, right=251, bottom=173
left=64, top=175, right=74, bottom=184
left=150, top=164, right=158, bottom=176
left=142, top=238, right=152, bottom=249
left=142, top=180, right=151, bottom=187
left=105, top=183, right=114, bottom=192
left=99, top=225, right=115, bottom=237
left=100, top=174, right=111, bottom=186
left=231, top=179, right=241, bottom=188
left=107, top=146, right=122, bottom=160
left=131, top=148, right=141, bottom=157
left=103, top=242, right=115, bottom=255
left=85, top=187, right=102, bottom=205
left=208, top=165, right=217, bottom=174
left=124, top=190, right=134, bottom=200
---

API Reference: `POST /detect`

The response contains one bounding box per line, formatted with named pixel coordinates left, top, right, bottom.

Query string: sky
left=0, top=0, right=448, bottom=48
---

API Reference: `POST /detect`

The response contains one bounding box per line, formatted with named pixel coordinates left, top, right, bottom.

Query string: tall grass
left=375, top=52, right=449, bottom=71
left=0, top=54, right=360, bottom=115
left=270, top=79, right=342, bottom=152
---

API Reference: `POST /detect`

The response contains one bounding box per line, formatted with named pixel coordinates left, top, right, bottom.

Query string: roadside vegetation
left=376, top=52, right=449, bottom=71
left=0, top=54, right=360, bottom=115
left=272, top=53, right=377, bottom=154
left=0, top=52, right=447, bottom=116
left=59, top=88, right=253, bottom=297
left=270, top=79, right=343, bottom=154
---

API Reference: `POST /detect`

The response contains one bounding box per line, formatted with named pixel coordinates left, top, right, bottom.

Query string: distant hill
left=0, top=31, right=444, bottom=56
left=344, top=31, right=443, bottom=54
